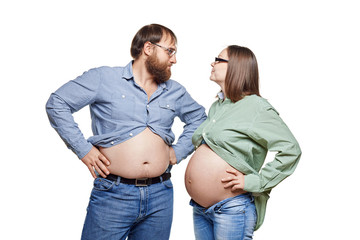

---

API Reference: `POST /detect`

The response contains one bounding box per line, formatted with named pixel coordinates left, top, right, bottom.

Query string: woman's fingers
left=226, top=168, right=239, bottom=176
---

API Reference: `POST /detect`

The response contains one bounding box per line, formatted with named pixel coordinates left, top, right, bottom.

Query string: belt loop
left=250, top=193, right=254, bottom=202
left=116, top=176, right=121, bottom=185
left=160, top=175, right=163, bottom=182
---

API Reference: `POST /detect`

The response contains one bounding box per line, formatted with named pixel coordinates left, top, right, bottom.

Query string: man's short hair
left=131, top=24, right=177, bottom=59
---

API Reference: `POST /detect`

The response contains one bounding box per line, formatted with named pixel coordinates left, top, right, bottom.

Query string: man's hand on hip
left=169, top=147, right=177, bottom=165
left=81, top=146, right=111, bottom=178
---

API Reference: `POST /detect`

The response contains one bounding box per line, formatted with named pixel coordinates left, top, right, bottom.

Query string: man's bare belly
left=185, top=144, right=247, bottom=208
left=99, top=128, right=170, bottom=179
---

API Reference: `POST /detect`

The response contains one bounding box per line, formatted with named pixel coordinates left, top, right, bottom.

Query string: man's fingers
left=99, top=154, right=111, bottom=166
left=81, top=147, right=110, bottom=178
left=97, top=159, right=110, bottom=176
left=93, top=163, right=107, bottom=178
left=87, top=165, right=97, bottom=179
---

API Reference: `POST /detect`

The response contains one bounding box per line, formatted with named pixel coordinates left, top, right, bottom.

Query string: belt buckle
left=135, top=178, right=148, bottom=186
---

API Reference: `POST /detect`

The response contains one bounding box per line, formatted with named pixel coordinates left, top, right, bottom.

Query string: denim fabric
left=46, top=61, right=206, bottom=161
left=190, top=193, right=257, bottom=240
left=81, top=177, right=174, bottom=240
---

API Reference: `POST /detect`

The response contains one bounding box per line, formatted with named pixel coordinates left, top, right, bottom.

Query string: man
left=46, top=24, right=206, bottom=240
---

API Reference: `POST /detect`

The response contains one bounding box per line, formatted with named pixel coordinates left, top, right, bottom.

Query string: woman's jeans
left=191, top=193, right=257, bottom=240
left=81, top=176, right=174, bottom=240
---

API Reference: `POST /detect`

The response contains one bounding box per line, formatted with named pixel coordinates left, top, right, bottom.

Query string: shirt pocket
left=111, top=93, right=136, bottom=121
left=159, top=101, right=176, bottom=126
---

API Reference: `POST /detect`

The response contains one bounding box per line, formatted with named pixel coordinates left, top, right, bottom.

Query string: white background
left=1, top=0, right=359, bottom=239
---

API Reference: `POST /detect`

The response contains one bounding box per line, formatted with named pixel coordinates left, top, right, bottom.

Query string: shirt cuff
left=244, top=174, right=261, bottom=193
left=172, top=144, right=188, bottom=164
left=73, top=142, right=93, bottom=160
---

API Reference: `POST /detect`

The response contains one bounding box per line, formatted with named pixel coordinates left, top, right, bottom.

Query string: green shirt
left=192, top=94, right=301, bottom=230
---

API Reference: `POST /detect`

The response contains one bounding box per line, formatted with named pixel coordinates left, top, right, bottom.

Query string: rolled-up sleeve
left=244, top=107, right=302, bottom=193
left=45, top=68, right=101, bottom=159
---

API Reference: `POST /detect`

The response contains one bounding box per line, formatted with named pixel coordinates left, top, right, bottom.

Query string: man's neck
left=132, top=59, right=156, bottom=88
left=132, top=59, right=158, bottom=100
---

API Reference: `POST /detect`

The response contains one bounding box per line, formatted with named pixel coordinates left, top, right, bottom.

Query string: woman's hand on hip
left=221, top=169, right=245, bottom=192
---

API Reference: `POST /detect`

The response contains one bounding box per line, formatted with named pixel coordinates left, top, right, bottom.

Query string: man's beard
left=145, top=54, right=171, bottom=84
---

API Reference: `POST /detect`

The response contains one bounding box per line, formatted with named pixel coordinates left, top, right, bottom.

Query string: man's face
left=145, top=36, right=177, bottom=84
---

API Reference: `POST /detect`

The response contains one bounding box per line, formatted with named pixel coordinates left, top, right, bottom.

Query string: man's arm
left=171, top=89, right=207, bottom=164
left=45, top=68, right=110, bottom=178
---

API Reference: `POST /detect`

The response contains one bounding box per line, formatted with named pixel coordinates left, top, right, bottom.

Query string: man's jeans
left=81, top=176, right=174, bottom=240
left=191, top=193, right=257, bottom=240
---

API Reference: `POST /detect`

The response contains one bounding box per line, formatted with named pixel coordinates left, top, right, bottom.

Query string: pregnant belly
left=185, top=144, right=246, bottom=208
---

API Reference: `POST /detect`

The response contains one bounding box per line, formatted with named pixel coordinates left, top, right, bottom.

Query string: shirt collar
left=122, top=60, right=168, bottom=90
left=217, top=91, right=225, bottom=100
left=122, top=61, right=134, bottom=80
left=159, top=82, right=167, bottom=90
left=217, top=91, right=232, bottom=104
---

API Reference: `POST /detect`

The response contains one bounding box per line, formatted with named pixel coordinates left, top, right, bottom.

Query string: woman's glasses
left=215, top=57, right=229, bottom=63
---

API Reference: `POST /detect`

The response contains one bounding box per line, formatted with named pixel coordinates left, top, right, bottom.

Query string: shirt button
left=147, top=105, right=150, bottom=108
left=212, top=119, right=216, bottom=123
left=166, top=104, right=170, bottom=108
left=111, top=141, right=114, bottom=145
left=202, top=132, right=206, bottom=136
left=129, top=133, right=133, bottom=137
left=122, top=95, right=125, bottom=98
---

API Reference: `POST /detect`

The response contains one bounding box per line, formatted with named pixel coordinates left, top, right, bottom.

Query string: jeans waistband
left=105, top=172, right=171, bottom=186
left=190, top=193, right=254, bottom=212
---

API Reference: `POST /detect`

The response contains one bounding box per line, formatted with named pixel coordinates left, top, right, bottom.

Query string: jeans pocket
left=161, top=179, right=173, bottom=188
left=215, top=200, right=246, bottom=215
left=93, top=178, right=115, bottom=191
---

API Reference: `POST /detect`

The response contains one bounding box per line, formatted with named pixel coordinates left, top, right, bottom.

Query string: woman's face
left=210, top=48, right=229, bottom=85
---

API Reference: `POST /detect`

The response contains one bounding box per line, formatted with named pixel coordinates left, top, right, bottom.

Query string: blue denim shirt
left=46, top=61, right=206, bottom=163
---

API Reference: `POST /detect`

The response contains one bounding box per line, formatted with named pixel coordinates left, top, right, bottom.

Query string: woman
left=185, top=45, right=301, bottom=239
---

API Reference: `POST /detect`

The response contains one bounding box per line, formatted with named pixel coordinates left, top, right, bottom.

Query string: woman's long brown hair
left=225, top=45, right=260, bottom=102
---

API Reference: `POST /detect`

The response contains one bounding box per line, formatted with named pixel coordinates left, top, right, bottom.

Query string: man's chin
left=163, top=70, right=171, bottom=82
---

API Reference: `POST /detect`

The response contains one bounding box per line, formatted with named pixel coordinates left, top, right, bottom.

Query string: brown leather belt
left=105, top=172, right=171, bottom=186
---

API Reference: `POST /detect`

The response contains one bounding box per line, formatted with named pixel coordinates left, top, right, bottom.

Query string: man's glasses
left=215, top=57, right=229, bottom=63
left=150, top=42, right=176, bottom=57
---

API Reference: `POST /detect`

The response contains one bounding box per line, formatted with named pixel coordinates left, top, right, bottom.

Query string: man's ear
left=143, top=41, right=153, bottom=56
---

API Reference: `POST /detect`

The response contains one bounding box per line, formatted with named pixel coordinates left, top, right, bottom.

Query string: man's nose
left=170, top=54, right=177, bottom=64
